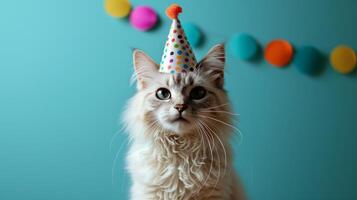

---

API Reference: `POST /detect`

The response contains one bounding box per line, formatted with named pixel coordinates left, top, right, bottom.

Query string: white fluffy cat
left=123, top=44, right=244, bottom=200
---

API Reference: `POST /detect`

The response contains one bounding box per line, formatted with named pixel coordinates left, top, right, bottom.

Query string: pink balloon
left=129, top=6, right=158, bottom=31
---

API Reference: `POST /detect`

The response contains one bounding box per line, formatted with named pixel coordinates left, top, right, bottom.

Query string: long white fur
left=123, top=44, right=245, bottom=200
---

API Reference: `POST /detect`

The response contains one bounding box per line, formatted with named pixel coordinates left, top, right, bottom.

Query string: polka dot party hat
left=159, top=4, right=197, bottom=74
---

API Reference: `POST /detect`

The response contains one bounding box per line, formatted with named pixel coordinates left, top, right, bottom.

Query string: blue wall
left=0, top=0, right=356, bottom=199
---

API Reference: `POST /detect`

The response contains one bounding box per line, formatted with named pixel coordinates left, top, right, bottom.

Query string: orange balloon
left=265, top=39, right=294, bottom=67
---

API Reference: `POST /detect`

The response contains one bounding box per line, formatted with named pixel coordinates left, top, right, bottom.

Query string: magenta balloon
left=129, top=6, right=158, bottom=31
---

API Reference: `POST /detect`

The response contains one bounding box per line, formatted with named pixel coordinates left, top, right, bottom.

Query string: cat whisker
left=204, top=103, right=229, bottom=110
left=112, top=136, right=130, bottom=185
left=148, top=120, right=162, bottom=138
left=208, top=131, right=221, bottom=195
left=197, top=123, right=207, bottom=164
left=200, top=120, right=227, bottom=177
left=200, top=110, right=240, bottom=116
left=146, top=120, right=160, bottom=130
left=188, top=130, right=207, bottom=188
left=199, top=120, right=225, bottom=196
left=190, top=122, right=205, bottom=194
left=195, top=122, right=214, bottom=198
left=197, top=115, right=243, bottom=144
left=109, top=126, right=126, bottom=152
left=193, top=121, right=214, bottom=198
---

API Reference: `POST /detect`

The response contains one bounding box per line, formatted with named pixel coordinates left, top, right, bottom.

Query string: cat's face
left=130, top=44, right=229, bottom=136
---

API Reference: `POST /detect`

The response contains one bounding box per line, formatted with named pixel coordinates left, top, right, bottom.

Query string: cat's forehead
left=159, top=72, right=203, bottom=88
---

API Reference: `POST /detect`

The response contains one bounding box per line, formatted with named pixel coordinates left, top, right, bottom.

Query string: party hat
left=159, top=4, right=197, bottom=74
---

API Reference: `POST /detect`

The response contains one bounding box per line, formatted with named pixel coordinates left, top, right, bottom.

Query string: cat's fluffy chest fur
left=127, top=133, right=235, bottom=200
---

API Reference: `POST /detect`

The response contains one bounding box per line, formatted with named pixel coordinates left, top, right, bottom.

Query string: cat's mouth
left=171, top=116, right=189, bottom=123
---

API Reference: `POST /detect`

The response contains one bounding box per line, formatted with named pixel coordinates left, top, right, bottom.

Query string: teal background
left=0, top=0, right=356, bottom=199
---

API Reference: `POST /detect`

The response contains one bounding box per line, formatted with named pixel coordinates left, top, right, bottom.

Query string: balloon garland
left=104, top=0, right=158, bottom=31
left=104, top=0, right=357, bottom=75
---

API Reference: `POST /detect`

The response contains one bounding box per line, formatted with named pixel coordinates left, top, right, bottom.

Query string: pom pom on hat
left=166, top=4, right=182, bottom=19
left=159, top=4, right=197, bottom=75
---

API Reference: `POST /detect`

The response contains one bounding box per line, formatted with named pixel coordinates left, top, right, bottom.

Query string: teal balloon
left=293, top=46, right=324, bottom=75
left=228, top=33, right=259, bottom=60
left=182, top=23, right=202, bottom=47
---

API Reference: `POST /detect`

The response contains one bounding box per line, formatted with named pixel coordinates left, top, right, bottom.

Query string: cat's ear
left=132, top=49, right=159, bottom=90
left=197, top=44, right=225, bottom=88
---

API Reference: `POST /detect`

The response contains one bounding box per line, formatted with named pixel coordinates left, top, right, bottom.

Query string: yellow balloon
left=105, top=0, right=131, bottom=18
left=330, top=45, right=356, bottom=74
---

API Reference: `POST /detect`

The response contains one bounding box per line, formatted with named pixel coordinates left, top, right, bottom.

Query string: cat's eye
left=190, top=86, right=206, bottom=100
left=156, top=88, right=171, bottom=100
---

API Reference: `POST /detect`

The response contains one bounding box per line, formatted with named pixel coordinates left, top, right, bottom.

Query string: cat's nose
left=174, top=104, right=188, bottom=113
